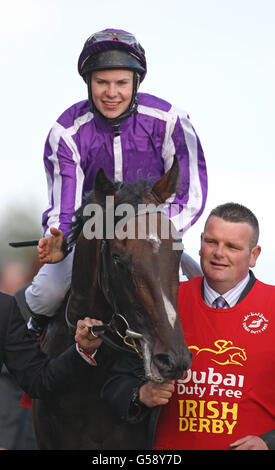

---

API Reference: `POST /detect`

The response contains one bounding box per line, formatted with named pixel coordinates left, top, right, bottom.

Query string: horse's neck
left=67, top=235, right=96, bottom=321
left=73, top=232, right=99, bottom=284
left=91, top=288, right=114, bottom=322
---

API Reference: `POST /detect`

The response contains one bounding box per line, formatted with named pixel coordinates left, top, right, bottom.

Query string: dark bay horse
left=32, top=156, right=192, bottom=449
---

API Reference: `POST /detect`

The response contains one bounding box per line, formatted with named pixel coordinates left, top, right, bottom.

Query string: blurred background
left=0, top=0, right=274, bottom=282
left=0, top=208, right=39, bottom=450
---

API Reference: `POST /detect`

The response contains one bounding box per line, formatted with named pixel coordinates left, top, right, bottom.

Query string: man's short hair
left=206, top=202, right=259, bottom=248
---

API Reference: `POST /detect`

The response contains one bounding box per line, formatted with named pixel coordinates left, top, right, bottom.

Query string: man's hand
left=38, top=227, right=65, bottom=264
left=139, top=380, right=175, bottom=408
left=75, top=317, right=104, bottom=351
left=230, top=435, right=268, bottom=450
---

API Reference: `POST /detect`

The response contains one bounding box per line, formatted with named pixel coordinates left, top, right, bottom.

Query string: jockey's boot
left=27, top=312, right=50, bottom=337
left=14, top=284, right=51, bottom=336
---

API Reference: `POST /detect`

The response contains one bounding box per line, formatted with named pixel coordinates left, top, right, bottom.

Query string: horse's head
left=90, top=156, right=192, bottom=382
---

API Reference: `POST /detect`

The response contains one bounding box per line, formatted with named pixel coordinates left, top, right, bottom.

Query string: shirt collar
left=203, top=273, right=250, bottom=308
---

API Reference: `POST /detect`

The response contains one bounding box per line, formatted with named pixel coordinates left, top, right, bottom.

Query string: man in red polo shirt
left=99, top=202, right=275, bottom=450
left=151, top=202, right=275, bottom=450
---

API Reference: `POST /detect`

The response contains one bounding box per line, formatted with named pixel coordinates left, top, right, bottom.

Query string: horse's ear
left=151, top=155, right=179, bottom=203
left=94, top=168, right=117, bottom=207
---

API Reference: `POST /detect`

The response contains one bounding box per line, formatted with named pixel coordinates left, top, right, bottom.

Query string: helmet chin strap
left=87, top=72, right=139, bottom=127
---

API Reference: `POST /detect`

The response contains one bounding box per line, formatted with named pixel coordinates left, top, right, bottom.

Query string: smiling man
left=152, top=202, right=275, bottom=450
left=91, top=69, right=135, bottom=119
left=97, top=202, right=275, bottom=450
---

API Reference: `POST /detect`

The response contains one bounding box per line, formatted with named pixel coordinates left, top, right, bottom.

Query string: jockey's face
left=199, top=216, right=261, bottom=294
left=91, top=69, right=135, bottom=119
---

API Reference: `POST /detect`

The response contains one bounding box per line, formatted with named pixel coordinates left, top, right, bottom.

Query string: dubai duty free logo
left=242, top=312, right=269, bottom=334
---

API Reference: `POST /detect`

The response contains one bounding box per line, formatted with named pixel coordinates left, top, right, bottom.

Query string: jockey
left=25, top=28, right=208, bottom=333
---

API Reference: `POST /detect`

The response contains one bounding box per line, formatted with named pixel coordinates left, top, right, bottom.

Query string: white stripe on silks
left=113, top=135, right=123, bottom=182
left=162, top=123, right=176, bottom=173
left=46, top=112, right=93, bottom=234
left=44, top=165, right=54, bottom=223
left=138, top=104, right=178, bottom=223
left=63, top=114, right=94, bottom=210
left=138, top=104, right=178, bottom=172
left=68, top=112, right=93, bottom=211
left=138, top=104, right=171, bottom=123
left=62, top=133, right=85, bottom=211
left=169, top=106, right=203, bottom=233
left=46, top=121, right=64, bottom=234
left=163, top=107, right=188, bottom=172
left=72, top=111, right=94, bottom=130
left=138, top=104, right=203, bottom=233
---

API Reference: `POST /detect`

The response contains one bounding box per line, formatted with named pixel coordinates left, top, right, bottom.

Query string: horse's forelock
left=68, top=179, right=153, bottom=244
left=114, top=179, right=152, bottom=214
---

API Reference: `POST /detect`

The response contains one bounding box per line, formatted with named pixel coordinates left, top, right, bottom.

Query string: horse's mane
left=68, top=178, right=153, bottom=246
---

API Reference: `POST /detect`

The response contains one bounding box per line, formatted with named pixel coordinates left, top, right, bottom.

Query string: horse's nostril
left=154, top=353, right=172, bottom=367
left=153, top=350, right=192, bottom=380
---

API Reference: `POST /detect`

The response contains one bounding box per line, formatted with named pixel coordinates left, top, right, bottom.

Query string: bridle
left=94, top=206, right=171, bottom=356
left=65, top=287, right=142, bottom=355
left=67, top=205, right=174, bottom=357
left=89, top=313, right=143, bottom=357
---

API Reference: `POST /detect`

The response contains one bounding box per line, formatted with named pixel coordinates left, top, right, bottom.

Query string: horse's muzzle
left=152, top=349, right=192, bottom=381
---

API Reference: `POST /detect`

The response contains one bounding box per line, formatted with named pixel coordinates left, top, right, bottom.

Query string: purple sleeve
left=42, top=121, right=84, bottom=237
left=163, top=108, right=207, bottom=234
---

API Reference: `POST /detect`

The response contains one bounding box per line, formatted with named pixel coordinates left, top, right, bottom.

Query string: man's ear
left=249, top=245, right=261, bottom=268
left=199, top=232, right=204, bottom=256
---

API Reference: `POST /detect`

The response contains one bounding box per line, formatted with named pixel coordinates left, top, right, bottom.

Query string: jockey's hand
left=139, top=380, right=175, bottom=408
left=229, top=435, right=268, bottom=450
left=38, top=227, right=65, bottom=264
left=75, top=318, right=103, bottom=351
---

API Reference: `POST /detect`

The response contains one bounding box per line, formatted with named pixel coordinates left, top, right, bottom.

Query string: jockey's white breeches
left=25, top=249, right=74, bottom=317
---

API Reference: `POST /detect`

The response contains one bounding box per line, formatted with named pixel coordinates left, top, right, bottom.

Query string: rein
left=89, top=313, right=143, bottom=357
left=64, top=289, right=143, bottom=356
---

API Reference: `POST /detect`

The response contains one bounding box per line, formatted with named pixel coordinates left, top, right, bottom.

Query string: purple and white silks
left=42, top=92, right=207, bottom=238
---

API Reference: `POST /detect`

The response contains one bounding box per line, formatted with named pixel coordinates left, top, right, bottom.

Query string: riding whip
left=9, top=240, right=39, bottom=248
